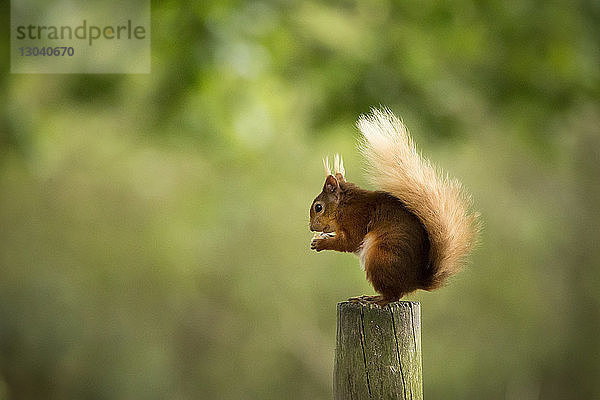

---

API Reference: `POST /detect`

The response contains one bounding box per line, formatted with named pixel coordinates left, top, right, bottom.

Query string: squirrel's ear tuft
left=325, top=175, right=339, bottom=194
left=334, top=153, right=346, bottom=182
left=323, top=157, right=332, bottom=176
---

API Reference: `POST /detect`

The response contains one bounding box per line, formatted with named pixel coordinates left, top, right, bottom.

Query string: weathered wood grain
left=334, top=301, right=423, bottom=400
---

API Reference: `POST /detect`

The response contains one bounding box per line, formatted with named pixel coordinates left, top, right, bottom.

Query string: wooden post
left=334, top=301, right=423, bottom=400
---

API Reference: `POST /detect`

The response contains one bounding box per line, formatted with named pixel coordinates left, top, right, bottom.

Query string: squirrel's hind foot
left=348, top=295, right=397, bottom=307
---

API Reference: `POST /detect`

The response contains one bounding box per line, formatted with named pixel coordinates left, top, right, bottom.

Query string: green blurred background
left=1, top=1, right=599, bottom=399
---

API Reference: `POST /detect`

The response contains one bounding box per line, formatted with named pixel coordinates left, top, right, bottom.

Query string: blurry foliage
left=1, top=0, right=599, bottom=399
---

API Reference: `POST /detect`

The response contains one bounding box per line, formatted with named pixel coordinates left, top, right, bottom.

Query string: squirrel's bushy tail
left=357, top=108, right=480, bottom=289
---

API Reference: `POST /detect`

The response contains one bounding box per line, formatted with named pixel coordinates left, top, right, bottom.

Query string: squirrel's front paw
left=310, top=232, right=336, bottom=251
left=311, top=238, right=325, bottom=251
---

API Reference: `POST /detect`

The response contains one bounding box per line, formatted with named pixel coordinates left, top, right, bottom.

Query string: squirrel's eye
left=315, top=203, right=323, bottom=213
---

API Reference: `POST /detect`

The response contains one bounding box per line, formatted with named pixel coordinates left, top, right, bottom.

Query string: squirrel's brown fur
left=310, top=108, right=480, bottom=306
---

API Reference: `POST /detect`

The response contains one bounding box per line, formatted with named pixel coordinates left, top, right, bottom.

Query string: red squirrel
left=309, top=108, right=480, bottom=306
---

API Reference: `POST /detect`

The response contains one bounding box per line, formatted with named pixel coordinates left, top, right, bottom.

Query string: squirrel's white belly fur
left=355, top=232, right=376, bottom=271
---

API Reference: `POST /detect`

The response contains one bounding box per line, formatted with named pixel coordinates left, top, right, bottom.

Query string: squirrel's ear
left=325, top=175, right=339, bottom=194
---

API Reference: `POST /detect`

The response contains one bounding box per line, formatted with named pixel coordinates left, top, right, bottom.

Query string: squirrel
left=309, top=107, right=480, bottom=306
